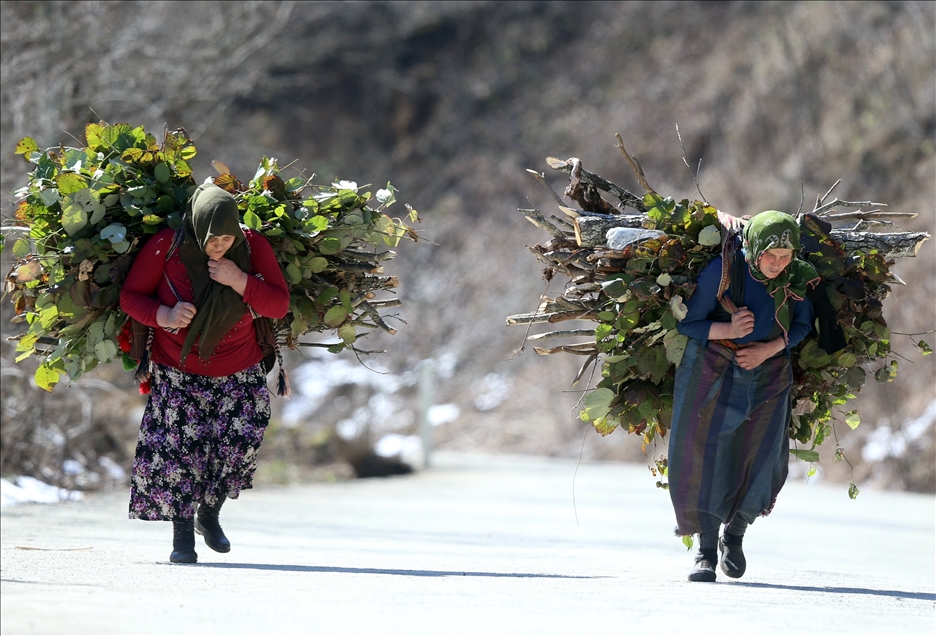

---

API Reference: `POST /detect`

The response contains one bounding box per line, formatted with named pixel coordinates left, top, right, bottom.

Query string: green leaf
left=338, top=324, right=357, bottom=344
left=39, top=305, right=59, bottom=330
left=61, top=201, right=89, bottom=236
left=845, top=411, right=860, bottom=430
left=85, top=123, right=104, bottom=150
left=87, top=319, right=105, bottom=347
left=305, top=215, right=329, bottom=233
left=319, top=237, right=343, bottom=255
left=843, top=365, right=866, bottom=390
left=663, top=330, right=688, bottom=365
left=583, top=387, right=616, bottom=421
left=55, top=172, right=88, bottom=195
left=285, top=264, right=302, bottom=285
left=372, top=213, right=394, bottom=239
left=244, top=209, right=262, bottom=230
left=156, top=195, right=175, bottom=213
left=323, top=305, right=348, bottom=327
left=94, top=339, right=118, bottom=362
left=15, top=137, right=39, bottom=156
left=601, top=279, right=629, bottom=300
left=285, top=177, right=305, bottom=192
left=697, top=225, right=721, bottom=246
left=590, top=415, right=619, bottom=436
left=12, top=238, right=32, bottom=258
left=848, top=482, right=860, bottom=499
left=836, top=351, right=857, bottom=368
left=15, top=331, right=38, bottom=354
left=154, top=162, right=171, bottom=183
left=595, top=324, right=613, bottom=341
left=100, top=223, right=127, bottom=244
left=34, top=364, right=60, bottom=392
left=615, top=311, right=640, bottom=333
left=790, top=449, right=820, bottom=463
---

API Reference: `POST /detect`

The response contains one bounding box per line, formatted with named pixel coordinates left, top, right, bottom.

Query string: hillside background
left=2, top=1, right=934, bottom=493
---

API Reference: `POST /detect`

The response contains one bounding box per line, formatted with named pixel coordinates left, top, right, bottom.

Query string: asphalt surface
left=1, top=452, right=934, bottom=635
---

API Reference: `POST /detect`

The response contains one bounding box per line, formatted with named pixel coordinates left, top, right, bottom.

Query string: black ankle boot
left=170, top=517, right=198, bottom=563
left=719, top=531, right=746, bottom=578
left=688, top=548, right=717, bottom=582
left=195, top=497, right=231, bottom=553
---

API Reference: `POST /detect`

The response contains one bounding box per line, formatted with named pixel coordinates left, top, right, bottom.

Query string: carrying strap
left=242, top=231, right=290, bottom=398
left=134, top=229, right=184, bottom=385
left=711, top=230, right=783, bottom=345
left=716, top=232, right=744, bottom=315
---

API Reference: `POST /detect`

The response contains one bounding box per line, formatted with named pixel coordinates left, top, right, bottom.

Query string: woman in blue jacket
left=670, top=211, right=819, bottom=582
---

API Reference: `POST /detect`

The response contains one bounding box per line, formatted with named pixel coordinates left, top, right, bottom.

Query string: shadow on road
left=188, top=562, right=604, bottom=579
left=730, top=581, right=935, bottom=601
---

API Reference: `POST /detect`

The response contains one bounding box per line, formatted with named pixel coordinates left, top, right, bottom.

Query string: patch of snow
left=335, top=407, right=370, bottom=440
left=433, top=351, right=458, bottom=380
left=903, top=397, right=936, bottom=443
left=375, top=434, right=422, bottom=458
left=428, top=403, right=460, bottom=426
left=472, top=373, right=510, bottom=411
left=1, top=476, right=83, bottom=508
left=282, top=355, right=399, bottom=426
left=99, top=456, right=127, bottom=481
left=862, top=397, right=936, bottom=463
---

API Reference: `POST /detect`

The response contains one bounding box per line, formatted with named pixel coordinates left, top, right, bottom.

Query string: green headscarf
left=742, top=210, right=820, bottom=342
left=178, top=183, right=252, bottom=364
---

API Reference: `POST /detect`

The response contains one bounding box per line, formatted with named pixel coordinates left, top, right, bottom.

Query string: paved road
left=1, top=452, right=934, bottom=635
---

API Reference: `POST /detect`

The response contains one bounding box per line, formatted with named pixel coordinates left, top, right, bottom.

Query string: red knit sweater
left=120, top=227, right=290, bottom=376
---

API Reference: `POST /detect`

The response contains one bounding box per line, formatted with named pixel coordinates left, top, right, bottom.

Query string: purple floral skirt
left=129, top=363, right=271, bottom=521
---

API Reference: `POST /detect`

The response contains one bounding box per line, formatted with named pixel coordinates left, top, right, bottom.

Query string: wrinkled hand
left=729, top=308, right=756, bottom=339
left=208, top=257, right=248, bottom=294
left=159, top=302, right=196, bottom=329
left=735, top=339, right=784, bottom=370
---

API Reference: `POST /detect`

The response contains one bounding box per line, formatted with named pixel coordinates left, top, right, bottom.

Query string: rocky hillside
left=2, top=1, right=933, bottom=491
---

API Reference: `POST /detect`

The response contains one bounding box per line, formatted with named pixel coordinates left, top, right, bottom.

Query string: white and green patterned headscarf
left=742, top=211, right=820, bottom=342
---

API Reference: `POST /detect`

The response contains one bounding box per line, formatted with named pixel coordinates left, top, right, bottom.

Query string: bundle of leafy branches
left=508, top=142, right=930, bottom=491
left=2, top=121, right=420, bottom=392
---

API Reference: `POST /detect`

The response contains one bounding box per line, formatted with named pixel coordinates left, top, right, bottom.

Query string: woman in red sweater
left=120, top=183, right=289, bottom=564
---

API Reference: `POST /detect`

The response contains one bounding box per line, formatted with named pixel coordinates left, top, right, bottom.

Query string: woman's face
left=758, top=248, right=794, bottom=279
left=205, top=234, right=236, bottom=260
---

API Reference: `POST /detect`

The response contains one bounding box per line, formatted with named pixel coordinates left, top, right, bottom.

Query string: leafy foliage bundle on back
left=3, top=121, right=420, bottom=391
left=508, top=148, right=930, bottom=481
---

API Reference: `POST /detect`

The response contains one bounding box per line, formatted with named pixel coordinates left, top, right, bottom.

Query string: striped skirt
left=129, top=363, right=271, bottom=521
left=667, top=338, right=792, bottom=536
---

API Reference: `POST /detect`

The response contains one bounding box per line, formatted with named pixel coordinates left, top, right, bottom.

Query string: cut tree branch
left=614, top=133, right=655, bottom=194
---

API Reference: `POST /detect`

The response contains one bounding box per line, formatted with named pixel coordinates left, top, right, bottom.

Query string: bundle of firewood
left=508, top=137, right=930, bottom=470
left=3, top=121, right=421, bottom=391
